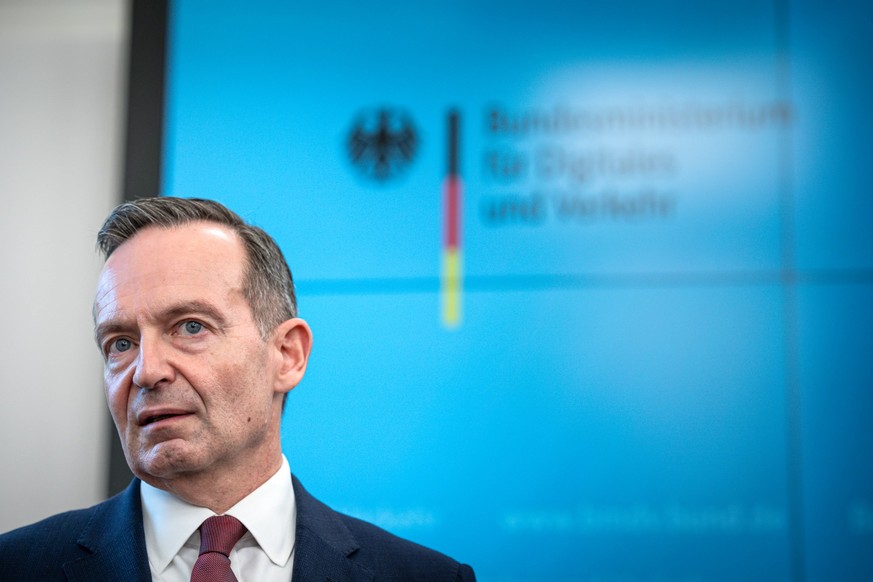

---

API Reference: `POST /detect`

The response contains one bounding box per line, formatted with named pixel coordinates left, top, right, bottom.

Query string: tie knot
left=198, top=515, right=247, bottom=557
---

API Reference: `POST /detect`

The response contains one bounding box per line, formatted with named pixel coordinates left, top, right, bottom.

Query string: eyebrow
left=94, top=300, right=229, bottom=344
left=159, top=300, right=228, bottom=328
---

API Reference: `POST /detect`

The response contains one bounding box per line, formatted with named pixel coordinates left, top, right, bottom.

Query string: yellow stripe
left=442, top=249, right=462, bottom=328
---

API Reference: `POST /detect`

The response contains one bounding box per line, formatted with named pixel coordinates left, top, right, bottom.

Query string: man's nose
left=131, top=335, right=174, bottom=389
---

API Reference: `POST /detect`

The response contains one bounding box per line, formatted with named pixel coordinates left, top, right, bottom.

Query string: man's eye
left=182, top=321, right=203, bottom=335
left=112, top=338, right=132, bottom=353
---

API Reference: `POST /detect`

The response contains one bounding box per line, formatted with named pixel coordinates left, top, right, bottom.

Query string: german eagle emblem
left=347, top=108, right=419, bottom=182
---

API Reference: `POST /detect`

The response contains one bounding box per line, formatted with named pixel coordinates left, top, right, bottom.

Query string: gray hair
left=97, top=197, right=297, bottom=338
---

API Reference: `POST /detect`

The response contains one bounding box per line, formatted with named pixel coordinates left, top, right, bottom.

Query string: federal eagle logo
left=346, top=108, right=419, bottom=182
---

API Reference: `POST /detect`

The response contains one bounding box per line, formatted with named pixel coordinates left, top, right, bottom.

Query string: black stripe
left=121, top=0, right=168, bottom=203
left=447, top=110, right=460, bottom=176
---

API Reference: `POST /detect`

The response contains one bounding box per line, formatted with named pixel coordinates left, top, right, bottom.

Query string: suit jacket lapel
left=291, top=475, right=374, bottom=582
left=58, top=473, right=371, bottom=581
left=62, top=479, right=151, bottom=582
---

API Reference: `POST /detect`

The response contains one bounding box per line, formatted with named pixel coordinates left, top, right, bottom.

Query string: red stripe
left=444, top=176, right=461, bottom=249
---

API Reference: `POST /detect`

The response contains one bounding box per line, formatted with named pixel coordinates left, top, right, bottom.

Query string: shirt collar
left=141, top=455, right=296, bottom=573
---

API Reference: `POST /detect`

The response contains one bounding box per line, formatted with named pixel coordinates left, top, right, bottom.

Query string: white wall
left=0, top=0, right=127, bottom=532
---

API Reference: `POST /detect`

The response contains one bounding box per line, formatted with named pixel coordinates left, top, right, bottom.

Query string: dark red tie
left=190, top=515, right=247, bottom=582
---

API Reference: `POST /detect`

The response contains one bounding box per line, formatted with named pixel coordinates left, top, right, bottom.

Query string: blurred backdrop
left=0, top=0, right=123, bottom=539
left=1, top=1, right=871, bottom=580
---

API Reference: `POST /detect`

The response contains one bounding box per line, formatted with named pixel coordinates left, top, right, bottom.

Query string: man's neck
left=144, top=449, right=284, bottom=514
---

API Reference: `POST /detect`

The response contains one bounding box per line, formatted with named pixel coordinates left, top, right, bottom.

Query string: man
left=0, top=197, right=475, bottom=581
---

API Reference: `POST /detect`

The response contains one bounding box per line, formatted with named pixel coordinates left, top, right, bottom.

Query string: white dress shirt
left=141, top=455, right=296, bottom=582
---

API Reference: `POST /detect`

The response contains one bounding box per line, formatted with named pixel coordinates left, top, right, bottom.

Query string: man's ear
left=272, top=318, right=313, bottom=394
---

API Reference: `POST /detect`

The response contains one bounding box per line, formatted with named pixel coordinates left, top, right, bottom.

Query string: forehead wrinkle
left=93, top=264, right=120, bottom=319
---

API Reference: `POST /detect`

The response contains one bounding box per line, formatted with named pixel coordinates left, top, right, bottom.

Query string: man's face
left=94, top=223, right=285, bottom=485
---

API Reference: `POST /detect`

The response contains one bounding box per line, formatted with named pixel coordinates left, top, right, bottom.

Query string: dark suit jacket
left=0, top=475, right=475, bottom=581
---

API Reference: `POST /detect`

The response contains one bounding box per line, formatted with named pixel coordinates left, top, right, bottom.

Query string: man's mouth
left=138, top=411, right=191, bottom=426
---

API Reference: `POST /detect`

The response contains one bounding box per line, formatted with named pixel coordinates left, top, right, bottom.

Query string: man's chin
left=127, top=440, right=206, bottom=482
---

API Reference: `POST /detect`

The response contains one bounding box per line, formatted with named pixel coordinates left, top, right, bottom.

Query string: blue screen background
left=161, top=1, right=873, bottom=579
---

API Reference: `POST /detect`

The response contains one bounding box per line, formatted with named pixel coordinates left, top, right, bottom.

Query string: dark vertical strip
left=448, top=110, right=460, bottom=177
left=775, top=0, right=804, bottom=579
left=107, top=0, right=168, bottom=497
left=121, top=0, right=168, bottom=202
